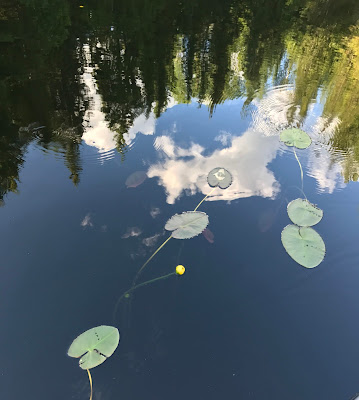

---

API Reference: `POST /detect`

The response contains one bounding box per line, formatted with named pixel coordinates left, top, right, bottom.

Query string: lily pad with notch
left=165, top=211, right=209, bottom=239
left=68, top=325, right=120, bottom=370
left=287, top=198, right=323, bottom=227
left=207, top=167, right=232, bottom=189
left=281, top=224, right=325, bottom=268
left=280, top=128, right=312, bottom=149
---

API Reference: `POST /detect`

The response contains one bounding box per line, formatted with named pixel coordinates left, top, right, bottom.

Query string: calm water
left=1, top=1, right=359, bottom=399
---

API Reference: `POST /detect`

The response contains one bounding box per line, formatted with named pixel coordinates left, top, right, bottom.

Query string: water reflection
left=1, top=0, right=359, bottom=201
left=149, top=130, right=280, bottom=204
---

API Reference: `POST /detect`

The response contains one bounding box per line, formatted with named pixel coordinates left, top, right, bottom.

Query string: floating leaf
left=68, top=326, right=120, bottom=370
left=281, top=225, right=325, bottom=268
left=287, top=198, right=323, bottom=227
left=165, top=211, right=209, bottom=239
left=207, top=167, right=232, bottom=189
left=280, top=128, right=311, bottom=149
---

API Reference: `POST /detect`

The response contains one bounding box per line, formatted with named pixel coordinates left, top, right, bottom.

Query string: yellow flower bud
left=176, top=265, right=185, bottom=275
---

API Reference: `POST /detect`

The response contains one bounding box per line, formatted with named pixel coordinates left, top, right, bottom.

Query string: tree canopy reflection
left=1, top=0, right=359, bottom=200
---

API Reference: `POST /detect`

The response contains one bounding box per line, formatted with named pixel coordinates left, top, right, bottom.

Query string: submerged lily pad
left=165, top=211, right=209, bottom=239
left=287, top=198, right=323, bottom=227
left=68, top=326, right=120, bottom=370
left=280, top=128, right=312, bottom=149
left=281, top=225, right=325, bottom=268
left=207, top=167, right=232, bottom=189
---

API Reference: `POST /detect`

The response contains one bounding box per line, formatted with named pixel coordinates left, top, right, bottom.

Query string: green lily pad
left=165, top=211, right=209, bottom=239
left=207, top=167, right=233, bottom=189
left=281, top=225, right=325, bottom=268
left=287, top=198, right=323, bottom=227
left=68, top=326, right=120, bottom=370
left=280, top=128, right=312, bottom=149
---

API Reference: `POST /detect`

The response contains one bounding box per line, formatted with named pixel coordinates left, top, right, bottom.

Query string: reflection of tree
left=1, top=0, right=359, bottom=195
left=0, top=0, right=87, bottom=198
left=324, top=28, right=359, bottom=170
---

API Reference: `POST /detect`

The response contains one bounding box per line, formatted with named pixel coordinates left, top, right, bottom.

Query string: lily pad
left=287, top=198, right=323, bottom=227
left=280, top=128, right=311, bottom=149
left=281, top=225, right=325, bottom=268
left=165, top=211, right=209, bottom=239
left=207, top=167, right=232, bottom=189
left=68, top=326, right=120, bottom=370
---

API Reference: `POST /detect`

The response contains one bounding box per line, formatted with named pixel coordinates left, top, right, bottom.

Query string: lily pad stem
left=114, top=272, right=176, bottom=319
left=132, top=235, right=173, bottom=285
left=193, top=187, right=216, bottom=211
left=87, top=369, right=93, bottom=400
left=293, top=148, right=307, bottom=200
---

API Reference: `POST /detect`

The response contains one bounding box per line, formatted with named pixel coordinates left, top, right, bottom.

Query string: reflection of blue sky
left=148, top=87, right=344, bottom=204
left=80, top=53, right=347, bottom=198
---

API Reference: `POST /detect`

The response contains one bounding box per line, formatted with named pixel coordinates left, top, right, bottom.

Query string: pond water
left=1, top=1, right=359, bottom=399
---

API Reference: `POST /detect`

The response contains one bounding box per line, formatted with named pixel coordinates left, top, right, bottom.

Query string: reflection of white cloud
left=81, top=213, right=93, bottom=228
left=142, top=234, right=161, bottom=247
left=252, top=85, right=298, bottom=137
left=307, top=152, right=344, bottom=193
left=81, top=45, right=156, bottom=152
left=147, top=85, right=352, bottom=203
left=307, top=116, right=345, bottom=193
left=124, top=113, right=156, bottom=145
left=214, top=131, right=232, bottom=147
left=122, top=227, right=142, bottom=239
left=148, top=131, right=280, bottom=204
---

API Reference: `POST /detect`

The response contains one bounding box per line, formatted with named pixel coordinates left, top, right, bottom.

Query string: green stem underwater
left=113, top=272, right=176, bottom=321
left=132, top=235, right=173, bottom=285
left=122, top=272, right=175, bottom=303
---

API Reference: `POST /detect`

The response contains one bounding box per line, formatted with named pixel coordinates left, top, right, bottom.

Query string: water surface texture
left=1, top=1, right=359, bottom=399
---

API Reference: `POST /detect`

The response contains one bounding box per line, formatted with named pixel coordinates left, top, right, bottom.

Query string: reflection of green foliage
left=1, top=0, right=359, bottom=193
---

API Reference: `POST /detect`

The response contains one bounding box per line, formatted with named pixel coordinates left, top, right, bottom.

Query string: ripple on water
left=250, top=84, right=358, bottom=194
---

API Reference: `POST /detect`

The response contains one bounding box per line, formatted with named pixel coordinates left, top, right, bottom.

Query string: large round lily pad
left=68, top=326, right=120, bottom=370
left=281, top=225, right=325, bottom=268
left=207, top=167, right=232, bottom=189
left=280, top=128, right=312, bottom=149
left=165, top=211, right=209, bottom=239
left=287, top=198, right=323, bottom=227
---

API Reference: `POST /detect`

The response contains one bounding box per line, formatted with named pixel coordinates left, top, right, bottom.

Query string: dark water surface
left=1, top=1, right=359, bottom=399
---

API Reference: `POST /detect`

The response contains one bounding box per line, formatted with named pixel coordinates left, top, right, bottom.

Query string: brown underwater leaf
left=126, top=171, right=147, bottom=188
left=202, top=228, right=214, bottom=243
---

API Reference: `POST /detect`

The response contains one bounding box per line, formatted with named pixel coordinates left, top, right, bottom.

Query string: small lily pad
left=280, top=128, right=312, bottom=149
left=281, top=225, right=325, bottom=268
left=207, top=167, right=232, bottom=189
left=68, top=326, right=120, bottom=370
left=165, top=211, right=209, bottom=239
left=287, top=198, right=323, bottom=227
